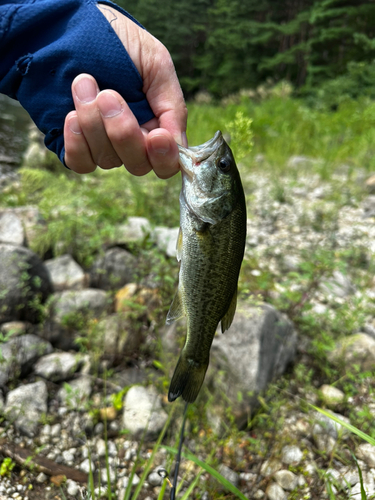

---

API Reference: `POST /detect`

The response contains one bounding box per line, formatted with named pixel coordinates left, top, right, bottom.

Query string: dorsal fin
left=221, top=288, right=237, bottom=333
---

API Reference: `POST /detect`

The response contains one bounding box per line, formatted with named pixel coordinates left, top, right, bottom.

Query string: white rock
left=320, top=384, right=345, bottom=405
left=356, top=443, right=375, bottom=468
left=44, top=254, right=85, bottom=290
left=274, top=469, right=298, bottom=490
left=115, top=217, right=152, bottom=243
left=260, top=459, right=282, bottom=476
left=80, top=458, right=95, bottom=474
left=266, top=482, right=287, bottom=500
left=217, top=464, right=239, bottom=487
left=66, top=479, right=79, bottom=496
left=0, top=212, right=24, bottom=245
left=152, top=226, right=179, bottom=258
left=34, top=352, right=80, bottom=382
left=36, top=472, right=47, bottom=483
left=281, top=445, right=303, bottom=464
left=58, top=375, right=92, bottom=405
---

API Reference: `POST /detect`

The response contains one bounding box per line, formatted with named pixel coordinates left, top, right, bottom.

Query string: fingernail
left=97, top=91, right=123, bottom=118
left=150, top=135, right=170, bottom=155
left=75, top=77, right=98, bottom=103
left=182, top=132, right=188, bottom=148
left=69, top=115, right=82, bottom=134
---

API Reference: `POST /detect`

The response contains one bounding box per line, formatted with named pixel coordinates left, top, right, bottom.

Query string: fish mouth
left=178, top=131, right=223, bottom=178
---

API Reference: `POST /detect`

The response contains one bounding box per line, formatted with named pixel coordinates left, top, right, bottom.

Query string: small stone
left=80, top=458, right=95, bottom=474
left=148, top=471, right=162, bottom=487
left=254, top=490, right=265, bottom=499
left=100, top=407, right=117, bottom=421
left=266, top=482, right=287, bottom=500
left=96, top=439, right=106, bottom=457
left=121, top=474, right=140, bottom=488
left=62, top=450, right=74, bottom=463
left=260, top=458, right=282, bottom=476
left=217, top=464, right=239, bottom=487
left=320, top=384, right=345, bottom=405
left=50, top=423, right=61, bottom=437
left=36, top=472, right=48, bottom=483
left=274, top=469, right=298, bottom=490
left=66, top=479, right=79, bottom=496
left=101, top=467, right=116, bottom=484
left=281, top=445, right=303, bottom=465
left=34, top=352, right=80, bottom=382
left=356, top=443, right=375, bottom=468
left=58, top=375, right=92, bottom=405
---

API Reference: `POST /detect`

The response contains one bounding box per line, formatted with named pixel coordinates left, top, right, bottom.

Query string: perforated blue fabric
left=0, top=0, right=154, bottom=164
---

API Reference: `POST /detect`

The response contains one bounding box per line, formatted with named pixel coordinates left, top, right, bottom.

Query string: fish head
left=178, top=131, right=242, bottom=225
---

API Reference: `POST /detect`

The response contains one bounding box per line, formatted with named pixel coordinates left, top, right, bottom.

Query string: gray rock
left=44, top=255, right=86, bottom=291
left=5, top=380, right=48, bottom=436
left=217, top=464, right=239, bottom=487
left=0, top=334, right=53, bottom=385
left=58, top=375, right=92, bottom=405
left=123, top=386, right=168, bottom=440
left=94, top=314, right=142, bottom=357
left=320, top=384, right=345, bottom=405
left=260, top=459, right=282, bottom=476
left=10, top=206, right=45, bottom=248
left=329, top=333, right=375, bottom=372
left=281, top=445, right=303, bottom=465
left=36, top=472, right=48, bottom=483
left=208, top=303, right=297, bottom=425
left=274, top=470, right=298, bottom=490
left=0, top=244, right=53, bottom=323
left=34, top=352, right=81, bottom=382
left=152, top=226, right=179, bottom=258
left=114, top=217, right=152, bottom=243
left=0, top=321, right=31, bottom=338
left=0, top=212, right=24, bottom=245
left=356, top=443, right=375, bottom=468
left=362, top=195, right=375, bottom=218
left=90, top=247, right=137, bottom=291
left=312, top=410, right=350, bottom=440
left=363, top=322, right=375, bottom=340
left=321, top=270, right=355, bottom=298
left=266, top=482, right=287, bottom=500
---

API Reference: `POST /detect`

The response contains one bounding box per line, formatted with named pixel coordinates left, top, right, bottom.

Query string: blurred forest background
left=117, top=0, right=375, bottom=108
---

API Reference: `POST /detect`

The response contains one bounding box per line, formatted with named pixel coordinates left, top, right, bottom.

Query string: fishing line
left=170, top=401, right=189, bottom=500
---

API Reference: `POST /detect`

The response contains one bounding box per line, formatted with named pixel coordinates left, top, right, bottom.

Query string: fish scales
left=167, top=131, right=247, bottom=403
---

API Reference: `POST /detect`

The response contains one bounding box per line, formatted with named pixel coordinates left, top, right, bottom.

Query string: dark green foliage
left=116, top=0, right=375, bottom=103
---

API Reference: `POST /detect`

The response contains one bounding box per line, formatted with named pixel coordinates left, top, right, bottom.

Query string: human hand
left=64, top=4, right=187, bottom=178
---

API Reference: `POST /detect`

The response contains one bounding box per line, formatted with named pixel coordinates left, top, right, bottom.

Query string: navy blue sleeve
left=0, top=0, right=155, bottom=165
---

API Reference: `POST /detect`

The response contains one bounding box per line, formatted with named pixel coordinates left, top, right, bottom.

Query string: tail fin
left=168, top=352, right=208, bottom=403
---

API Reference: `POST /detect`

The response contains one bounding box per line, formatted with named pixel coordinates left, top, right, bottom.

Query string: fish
left=166, top=131, right=247, bottom=403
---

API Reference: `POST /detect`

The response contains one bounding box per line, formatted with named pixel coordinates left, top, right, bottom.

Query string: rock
left=356, top=443, right=375, bottom=468
left=266, top=482, right=287, bottom=500
left=36, top=472, right=48, bottom=483
left=66, top=479, right=79, bottom=496
left=363, top=322, right=375, bottom=340
left=80, top=458, right=95, bottom=474
left=114, top=217, right=152, bottom=243
left=0, top=334, right=53, bottom=385
left=152, top=226, right=179, bottom=258
left=274, top=470, right=298, bottom=490
left=58, top=375, right=93, bottom=405
left=287, top=156, right=318, bottom=168
left=94, top=314, right=142, bottom=357
left=11, top=206, right=45, bottom=247
left=44, top=254, right=86, bottom=291
left=281, top=445, right=303, bottom=465
left=321, top=270, right=355, bottom=298
left=5, top=380, right=48, bottom=436
left=312, top=410, right=350, bottom=443
left=0, top=244, right=53, bottom=323
left=34, top=352, right=81, bottom=382
left=365, top=174, right=375, bottom=193
left=260, top=459, right=282, bottom=476
left=362, top=195, right=375, bottom=218
left=329, top=333, right=375, bottom=372
left=320, top=384, right=345, bottom=405
left=0, top=212, right=24, bottom=245
left=123, top=386, right=168, bottom=440
left=89, top=247, right=137, bottom=291
left=349, top=472, right=375, bottom=499
left=0, top=321, right=31, bottom=337
left=217, top=464, right=239, bottom=487
left=207, top=303, right=297, bottom=425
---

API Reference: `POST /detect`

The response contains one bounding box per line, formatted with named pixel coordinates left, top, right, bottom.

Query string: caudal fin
left=168, top=353, right=208, bottom=403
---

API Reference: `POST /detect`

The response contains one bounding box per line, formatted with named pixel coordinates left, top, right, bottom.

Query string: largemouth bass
left=167, top=131, right=247, bottom=403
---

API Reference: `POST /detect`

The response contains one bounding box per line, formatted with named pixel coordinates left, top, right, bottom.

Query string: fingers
left=146, top=129, right=180, bottom=179
left=64, top=111, right=97, bottom=173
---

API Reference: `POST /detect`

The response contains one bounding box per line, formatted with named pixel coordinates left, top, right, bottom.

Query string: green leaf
left=312, top=405, right=375, bottom=446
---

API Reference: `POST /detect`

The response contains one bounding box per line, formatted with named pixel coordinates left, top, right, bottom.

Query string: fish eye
left=218, top=157, right=231, bottom=173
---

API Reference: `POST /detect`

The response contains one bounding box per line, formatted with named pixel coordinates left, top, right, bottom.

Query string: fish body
left=167, top=131, right=247, bottom=403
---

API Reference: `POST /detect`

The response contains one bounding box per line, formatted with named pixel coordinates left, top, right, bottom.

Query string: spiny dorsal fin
left=221, top=288, right=237, bottom=333
left=176, top=227, right=183, bottom=262
left=166, top=289, right=185, bottom=325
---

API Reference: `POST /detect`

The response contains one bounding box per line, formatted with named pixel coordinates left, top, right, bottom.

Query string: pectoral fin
left=166, top=288, right=185, bottom=325
left=221, top=288, right=237, bottom=333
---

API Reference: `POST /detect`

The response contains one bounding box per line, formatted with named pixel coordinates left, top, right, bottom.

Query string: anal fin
left=166, top=289, right=185, bottom=325
left=221, top=287, right=237, bottom=333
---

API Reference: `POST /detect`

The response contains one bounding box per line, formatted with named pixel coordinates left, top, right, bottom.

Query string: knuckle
left=97, top=154, right=123, bottom=170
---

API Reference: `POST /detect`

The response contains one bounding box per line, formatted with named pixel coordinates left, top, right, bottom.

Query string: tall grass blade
left=312, top=405, right=375, bottom=446
left=163, top=446, right=248, bottom=500
left=180, top=469, right=204, bottom=500
left=352, top=453, right=367, bottom=500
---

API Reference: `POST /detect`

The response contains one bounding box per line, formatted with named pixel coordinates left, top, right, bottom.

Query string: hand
left=63, top=4, right=187, bottom=178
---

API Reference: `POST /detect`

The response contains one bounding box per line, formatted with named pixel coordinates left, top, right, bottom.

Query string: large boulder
left=44, top=254, right=86, bottom=291
left=89, top=247, right=137, bottom=291
left=0, top=212, right=24, bottom=245
left=206, top=302, right=297, bottom=427
left=0, top=244, right=53, bottom=323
